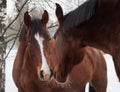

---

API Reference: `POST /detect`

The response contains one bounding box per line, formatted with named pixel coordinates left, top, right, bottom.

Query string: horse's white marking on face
left=34, top=33, right=51, bottom=78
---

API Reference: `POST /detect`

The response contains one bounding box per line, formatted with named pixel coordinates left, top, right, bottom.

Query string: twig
left=9, top=26, right=19, bottom=32
left=29, top=7, right=36, bottom=13
left=4, top=34, right=18, bottom=39
left=0, top=36, right=18, bottom=45
left=48, top=24, right=58, bottom=29
left=2, top=0, right=29, bottom=36
left=1, top=22, right=23, bottom=67
left=44, top=0, right=54, bottom=9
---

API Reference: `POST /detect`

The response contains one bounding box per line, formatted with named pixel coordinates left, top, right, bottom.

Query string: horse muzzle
left=39, top=69, right=54, bottom=81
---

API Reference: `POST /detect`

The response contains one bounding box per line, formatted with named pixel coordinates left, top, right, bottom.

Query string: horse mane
left=19, top=24, right=27, bottom=41
left=63, top=0, right=99, bottom=30
left=19, top=17, right=51, bottom=41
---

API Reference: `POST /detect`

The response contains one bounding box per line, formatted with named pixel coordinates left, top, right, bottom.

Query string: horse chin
left=39, top=76, right=53, bottom=82
left=54, top=74, right=70, bottom=85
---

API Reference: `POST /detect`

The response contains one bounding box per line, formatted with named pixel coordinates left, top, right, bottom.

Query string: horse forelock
left=31, top=18, right=51, bottom=40
left=20, top=17, right=50, bottom=41
left=29, top=18, right=42, bottom=38
left=19, top=18, right=42, bottom=42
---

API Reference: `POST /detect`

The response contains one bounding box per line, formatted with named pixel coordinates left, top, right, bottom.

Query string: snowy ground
left=5, top=50, right=120, bottom=92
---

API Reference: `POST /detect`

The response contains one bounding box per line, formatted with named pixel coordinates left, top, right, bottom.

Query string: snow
left=6, top=0, right=17, bottom=18
left=104, top=54, right=120, bottom=92
left=5, top=50, right=17, bottom=92
left=5, top=50, right=120, bottom=92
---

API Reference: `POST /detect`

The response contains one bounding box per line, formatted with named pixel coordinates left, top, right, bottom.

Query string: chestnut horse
left=12, top=11, right=55, bottom=92
left=52, top=0, right=120, bottom=81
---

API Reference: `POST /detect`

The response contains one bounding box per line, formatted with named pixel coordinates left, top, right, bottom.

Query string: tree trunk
left=0, top=0, right=6, bottom=92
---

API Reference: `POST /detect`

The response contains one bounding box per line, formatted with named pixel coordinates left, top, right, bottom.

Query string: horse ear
left=41, top=10, right=49, bottom=25
left=24, top=11, right=31, bottom=27
left=55, top=3, right=63, bottom=25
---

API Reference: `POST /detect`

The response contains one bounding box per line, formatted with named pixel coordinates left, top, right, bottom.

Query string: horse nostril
left=40, top=70, right=44, bottom=79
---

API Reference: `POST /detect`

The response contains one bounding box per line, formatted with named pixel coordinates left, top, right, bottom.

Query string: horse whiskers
left=53, top=75, right=72, bottom=88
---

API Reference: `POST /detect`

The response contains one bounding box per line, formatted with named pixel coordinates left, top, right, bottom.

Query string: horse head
left=51, top=3, right=85, bottom=84
left=23, top=11, right=54, bottom=81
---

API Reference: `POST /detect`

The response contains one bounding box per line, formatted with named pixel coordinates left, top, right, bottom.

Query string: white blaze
left=34, top=33, right=51, bottom=76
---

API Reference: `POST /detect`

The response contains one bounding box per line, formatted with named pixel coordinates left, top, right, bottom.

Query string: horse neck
left=15, top=40, right=27, bottom=62
left=84, top=34, right=113, bottom=54
left=72, top=0, right=120, bottom=54
left=13, top=40, right=27, bottom=83
left=98, top=0, right=120, bottom=11
left=100, top=0, right=120, bottom=3
left=99, top=0, right=120, bottom=6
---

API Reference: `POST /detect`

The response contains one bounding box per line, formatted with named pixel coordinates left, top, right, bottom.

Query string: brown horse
left=50, top=46, right=107, bottom=92
left=12, top=11, right=55, bottom=92
left=52, top=0, right=120, bottom=81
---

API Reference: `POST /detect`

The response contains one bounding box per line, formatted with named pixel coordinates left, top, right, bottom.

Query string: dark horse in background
left=12, top=10, right=107, bottom=92
left=51, top=0, right=120, bottom=82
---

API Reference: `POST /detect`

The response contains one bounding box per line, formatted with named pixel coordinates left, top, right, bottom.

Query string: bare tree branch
left=0, top=36, right=18, bottom=45
left=1, top=22, right=23, bottom=66
left=4, top=34, right=18, bottom=39
left=48, top=24, right=58, bottom=29
left=9, top=27, right=19, bottom=32
left=2, top=0, right=29, bottom=36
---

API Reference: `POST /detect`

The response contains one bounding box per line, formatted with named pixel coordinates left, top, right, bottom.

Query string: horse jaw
left=54, top=75, right=71, bottom=87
